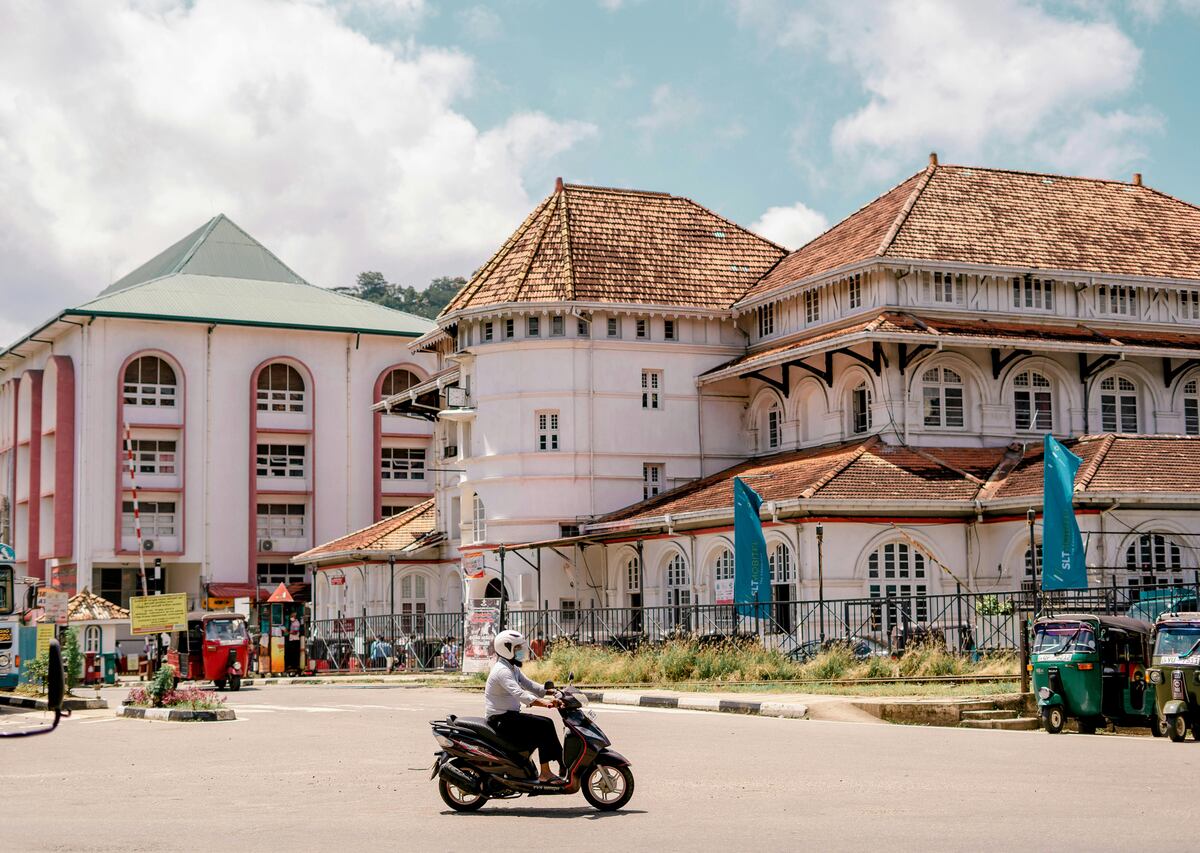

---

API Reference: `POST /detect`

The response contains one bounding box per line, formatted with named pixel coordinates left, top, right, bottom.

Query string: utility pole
left=816, top=523, right=826, bottom=644
left=498, top=545, right=507, bottom=630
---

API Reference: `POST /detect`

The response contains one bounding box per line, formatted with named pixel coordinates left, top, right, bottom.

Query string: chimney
left=555, top=176, right=564, bottom=192
left=1132, top=172, right=1143, bottom=186
left=929, top=152, right=938, bottom=167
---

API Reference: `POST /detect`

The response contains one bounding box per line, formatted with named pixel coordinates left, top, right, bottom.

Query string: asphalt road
left=2, top=684, right=1198, bottom=852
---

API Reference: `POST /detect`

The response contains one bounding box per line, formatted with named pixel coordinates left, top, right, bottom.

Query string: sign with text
left=129, top=593, right=188, bottom=635
left=328, top=575, right=346, bottom=586
left=38, top=589, right=69, bottom=626
left=462, top=598, right=500, bottom=674
left=36, top=623, right=55, bottom=660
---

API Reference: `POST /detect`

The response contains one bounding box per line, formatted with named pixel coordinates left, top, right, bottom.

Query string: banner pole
left=1028, top=507, right=1040, bottom=618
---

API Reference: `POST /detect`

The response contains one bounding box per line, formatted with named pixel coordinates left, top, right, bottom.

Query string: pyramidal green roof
left=73, top=215, right=432, bottom=337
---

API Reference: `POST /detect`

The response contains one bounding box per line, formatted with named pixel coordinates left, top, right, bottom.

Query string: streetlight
left=816, top=523, right=825, bottom=644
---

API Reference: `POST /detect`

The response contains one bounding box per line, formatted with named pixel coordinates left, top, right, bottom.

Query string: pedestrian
left=289, top=613, right=301, bottom=642
left=370, top=635, right=385, bottom=670
left=530, top=632, right=546, bottom=661
left=404, top=634, right=418, bottom=671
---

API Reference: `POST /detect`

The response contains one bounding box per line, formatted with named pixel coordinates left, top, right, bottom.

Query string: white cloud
left=738, top=0, right=1158, bottom=180
left=750, top=202, right=828, bottom=250
left=457, top=5, right=502, bottom=40
left=0, top=0, right=595, bottom=344
left=633, top=84, right=703, bottom=138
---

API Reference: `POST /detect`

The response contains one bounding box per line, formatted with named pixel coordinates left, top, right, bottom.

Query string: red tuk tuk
left=168, top=612, right=251, bottom=691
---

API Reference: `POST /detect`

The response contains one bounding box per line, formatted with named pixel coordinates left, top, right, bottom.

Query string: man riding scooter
left=485, top=630, right=564, bottom=784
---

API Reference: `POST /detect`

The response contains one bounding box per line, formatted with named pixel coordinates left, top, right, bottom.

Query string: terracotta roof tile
left=68, top=589, right=129, bottom=621
left=443, top=183, right=786, bottom=314
left=298, top=500, right=436, bottom=559
left=742, top=163, right=1200, bottom=304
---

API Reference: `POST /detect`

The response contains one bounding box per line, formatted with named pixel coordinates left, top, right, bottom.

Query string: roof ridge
left=1074, top=434, right=1116, bottom=492
left=1140, top=183, right=1200, bottom=217
left=563, top=182, right=673, bottom=198
left=935, top=162, right=1145, bottom=188
left=803, top=437, right=878, bottom=498
left=877, top=164, right=936, bottom=256
left=977, top=442, right=1027, bottom=501
left=558, top=187, right=576, bottom=301
left=171, top=215, right=224, bottom=275
left=513, top=190, right=564, bottom=302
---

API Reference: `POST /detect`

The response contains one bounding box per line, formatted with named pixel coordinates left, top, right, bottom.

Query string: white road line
left=79, top=717, right=119, bottom=725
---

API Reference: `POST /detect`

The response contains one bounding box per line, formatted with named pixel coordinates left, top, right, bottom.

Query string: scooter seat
left=453, top=717, right=528, bottom=756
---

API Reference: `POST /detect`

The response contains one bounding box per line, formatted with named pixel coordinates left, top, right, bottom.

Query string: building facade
left=0, top=215, right=436, bottom=610
left=306, top=159, right=1200, bottom=639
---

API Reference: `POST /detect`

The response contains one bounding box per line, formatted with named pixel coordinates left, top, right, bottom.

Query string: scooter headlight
left=1038, top=686, right=1052, bottom=700
left=1149, top=669, right=1164, bottom=684
left=435, top=734, right=455, bottom=749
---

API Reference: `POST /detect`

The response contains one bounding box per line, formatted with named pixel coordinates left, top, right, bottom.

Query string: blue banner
left=733, top=477, right=771, bottom=616
left=1042, top=435, right=1087, bottom=591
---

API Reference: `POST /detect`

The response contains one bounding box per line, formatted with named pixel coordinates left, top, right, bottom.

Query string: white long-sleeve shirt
left=484, top=658, right=546, bottom=718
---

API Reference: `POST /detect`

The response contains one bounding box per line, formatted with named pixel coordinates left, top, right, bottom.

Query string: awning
left=371, top=366, right=461, bottom=416
left=206, top=582, right=310, bottom=603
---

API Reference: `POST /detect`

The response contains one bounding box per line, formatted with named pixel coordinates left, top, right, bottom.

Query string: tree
left=61, top=627, right=84, bottom=693
left=335, top=272, right=466, bottom=320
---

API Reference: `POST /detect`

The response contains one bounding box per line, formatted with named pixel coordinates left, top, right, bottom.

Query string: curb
left=0, top=694, right=109, bottom=712
left=118, top=706, right=236, bottom=722
left=582, top=690, right=808, bottom=720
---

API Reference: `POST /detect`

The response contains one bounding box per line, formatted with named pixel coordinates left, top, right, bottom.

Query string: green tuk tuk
left=1031, top=614, right=1162, bottom=735
left=1148, top=612, right=1200, bottom=743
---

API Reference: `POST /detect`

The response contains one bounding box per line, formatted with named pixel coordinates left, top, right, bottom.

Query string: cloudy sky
left=2, top=0, right=1199, bottom=345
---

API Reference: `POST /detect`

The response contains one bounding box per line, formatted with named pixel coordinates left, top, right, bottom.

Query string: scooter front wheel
left=1167, top=714, right=1188, bottom=742
left=438, top=777, right=488, bottom=812
left=581, top=763, right=635, bottom=812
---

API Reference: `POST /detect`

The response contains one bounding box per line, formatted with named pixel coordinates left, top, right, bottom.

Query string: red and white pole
left=122, top=424, right=148, bottom=598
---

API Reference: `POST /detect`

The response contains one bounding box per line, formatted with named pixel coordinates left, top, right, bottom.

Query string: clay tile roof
left=742, top=163, right=1200, bottom=304
left=68, top=588, right=129, bottom=621
left=442, top=182, right=786, bottom=315
left=297, top=499, right=436, bottom=560
left=808, top=445, right=1002, bottom=503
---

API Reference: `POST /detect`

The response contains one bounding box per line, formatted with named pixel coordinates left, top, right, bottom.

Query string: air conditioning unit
left=260, top=539, right=275, bottom=552
left=142, top=539, right=155, bottom=552
left=443, top=445, right=458, bottom=459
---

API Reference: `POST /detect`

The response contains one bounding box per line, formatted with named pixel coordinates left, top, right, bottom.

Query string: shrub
left=125, top=684, right=226, bottom=710
left=21, top=652, right=49, bottom=695
left=148, top=664, right=176, bottom=707
left=61, top=628, right=84, bottom=692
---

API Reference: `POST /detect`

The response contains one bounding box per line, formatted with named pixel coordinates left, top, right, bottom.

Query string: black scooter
left=430, top=681, right=634, bottom=812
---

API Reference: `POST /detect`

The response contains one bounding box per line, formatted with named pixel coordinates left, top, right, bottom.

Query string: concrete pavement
left=2, top=683, right=1195, bottom=852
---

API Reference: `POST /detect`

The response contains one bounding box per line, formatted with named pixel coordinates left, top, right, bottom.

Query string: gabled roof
left=68, top=588, right=129, bottom=622
left=742, top=161, right=1200, bottom=304
left=591, top=435, right=1200, bottom=529
left=442, top=180, right=786, bottom=315
left=296, top=499, right=437, bottom=561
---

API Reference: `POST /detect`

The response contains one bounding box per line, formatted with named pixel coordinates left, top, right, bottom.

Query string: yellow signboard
left=206, top=597, right=234, bottom=611
left=36, top=623, right=55, bottom=659
left=129, top=593, right=189, bottom=635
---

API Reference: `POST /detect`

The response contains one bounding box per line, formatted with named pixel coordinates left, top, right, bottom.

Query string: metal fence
left=307, top=579, right=1200, bottom=671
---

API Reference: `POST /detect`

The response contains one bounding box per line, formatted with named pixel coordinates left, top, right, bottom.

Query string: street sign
left=129, top=593, right=188, bottom=635
left=328, top=575, right=346, bottom=586
left=205, top=597, right=234, bottom=611
left=35, top=623, right=55, bottom=660
left=38, top=588, right=69, bottom=626
left=0, top=544, right=14, bottom=562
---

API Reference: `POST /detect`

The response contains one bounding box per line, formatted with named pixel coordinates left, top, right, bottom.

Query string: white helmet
left=493, top=629, right=527, bottom=661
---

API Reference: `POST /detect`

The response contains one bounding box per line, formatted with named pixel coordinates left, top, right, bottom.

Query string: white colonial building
left=0, top=215, right=436, bottom=610
left=303, top=158, right=1200, bottom=647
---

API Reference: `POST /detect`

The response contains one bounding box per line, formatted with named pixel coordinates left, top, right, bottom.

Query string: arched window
left=866, top=541, right=928, bottom=631
left=665, top=552, right=692, bottom=626
left=765, top=403, right=782, bottom=450
left=472, top=495, right=486, bottom=543
left=83, top=625, right=102, bottom=654
left=484, top=578, right=507, bottom=602
left=769, top=543, right=796, bottom=633
left=625, top=554, right=643, bottom=629
left=851, top=381, right=871, bottom=435
left=921, top=366, right=964, bottom=428
left=1022, top=543, right=1042, bottom=592
left=1099, top=375, right=1138, bottom=433
left=712, top=548, right=734, bottom=603
left=1013, top=370, right=1052, bottom=431
left=1125, top=533, right=1183, bottom=590
left=400, top=574, right=427, bottom=633
left=380, top=368, right=419, bottom=399
left=257, top=363, right=306, bottom=413
left=123, top=356, right=177, bottom=407
left=1184, top=379, right=1199, bottom=436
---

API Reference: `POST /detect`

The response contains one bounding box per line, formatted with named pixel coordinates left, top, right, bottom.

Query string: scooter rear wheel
left=581, top=763, right=635, bottom=812
left=438, top=777, right=488, bottom=812
left=229, top=674, right=242, bottom=692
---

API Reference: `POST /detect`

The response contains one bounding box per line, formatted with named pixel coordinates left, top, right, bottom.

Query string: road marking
left=79, top=717, right=119, bottom=725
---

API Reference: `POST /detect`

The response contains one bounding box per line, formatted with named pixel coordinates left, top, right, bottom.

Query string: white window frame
left=255, top=503, right=306, bottom=540
left=121, top=500, right=177, bottom=539
left=536, top=410, right=560, bottom=451
left=848, top=274, right=862, bottom=310
left=851, top=382, right=871, bottom=434
left=1013, top=370, right=1053, bottom=432
left=381, top=446, right=426, bottom=481
left=930, top=271, right=965, bottom=305
left=256, top=363, right=306, bottom=413
left=483, top=321, right=494, bottom=342
left=641, top=369, right=662, bottom=410
left=129, top=439, right=177, bottom=475
left=636, top=319, right=648, bottom=339
left=607, top=317, right=621, bottom=338
left=626, top=556, right=642, bottom=593
left=1099, top=375, right=1138, bottom=433
left=757, top=304, right=774, bottom=337
left=1097, top=284, right=1138, bottom=317
left=765, top=403, right=781, bottom=450
left=380, top=369, right=418, bottom=398
left=256, top=443, right=306, bottom=478
left=804, top=290, right=820, bottom=324
left=642, top=463, right=663, bottom=500
left=1012, top=275, right=1054, bottom=311
left=472, top=494, right=486, bottom=543
left=1181, top=290, right=1200, bottom=321
left=123, top=356, right=177, bottom=408
left=921, top=367, right=965, bottom=429
left=550, top=315, right=565, bottom=337
left=504, top=318, right=515, bottom=339
left=527, top=316, right=540, bottom=337
left=1184, top=379, right=1199, bottom=436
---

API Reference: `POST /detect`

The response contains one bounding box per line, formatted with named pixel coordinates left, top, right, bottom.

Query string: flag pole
left=1028, top=507, right=1040, bottom=618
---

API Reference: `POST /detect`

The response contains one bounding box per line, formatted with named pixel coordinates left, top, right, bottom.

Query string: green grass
left=521, top=638, right=1018, bottom=687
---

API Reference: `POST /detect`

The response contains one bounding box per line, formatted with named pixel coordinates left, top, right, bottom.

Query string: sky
left=2, top=0, right=1200, bottom=346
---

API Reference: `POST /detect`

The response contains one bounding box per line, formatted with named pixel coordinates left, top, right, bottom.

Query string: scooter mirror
left=46, top=639, right=65, bottom=712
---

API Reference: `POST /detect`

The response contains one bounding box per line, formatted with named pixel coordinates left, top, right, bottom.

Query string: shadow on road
left=441, top=807, right=646, bottom=819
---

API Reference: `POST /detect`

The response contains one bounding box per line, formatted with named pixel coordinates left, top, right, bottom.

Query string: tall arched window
left=123, top=356, right=177, bottom=407
left=472, top=495, right=486, bottom=543
left=1099, top=375, right=1138, bottom=433
left=866, top=541, right=928, bottom=632
left=257, top=363, right=306, bottom=413
left=83, top=625, right=102, bottom=654
left=400, top=574, right=427, bottom=633
left=851, top=381, right=871, bottom=435
left=380, top=368, right=419, bottom=399
left=624, top=553, right=643, bottom=630
left=1184, top=379, right=1199, bottom=436
left=665, top=553, right=692, bottom=629
left=712, top=548, right=734, bottom=603
left=921, top=366, right=964, bottom=428
left=1013, top=369, right=1052, bottom=431
left=765, top=403, right=782, bottom=450
left=769, top=542, right=797, bottom=633
left=1125, top=533, right=1184, bottom=590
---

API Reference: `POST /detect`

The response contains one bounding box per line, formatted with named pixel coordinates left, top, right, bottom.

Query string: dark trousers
left=488, top=711, right=562, bottom=765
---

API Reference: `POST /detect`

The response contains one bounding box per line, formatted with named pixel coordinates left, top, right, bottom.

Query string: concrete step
left=961, top=709, right=1018, bottom=721
left=959, top=716, right=1041, bottom=731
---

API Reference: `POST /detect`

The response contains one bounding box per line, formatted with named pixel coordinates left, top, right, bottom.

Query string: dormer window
left=848, top=274, right=862, bottom=309
left=756, top=304, right=774, bottom=337
left=929, top=271, right=965, bottom=305
left=804, top=290, right=820, bottom=324
left=1097, top=284, right=1137, bottom=316
left=1012, top=275, right=1053, bottom=311
left=1181, top=290, right=1200, bottom=321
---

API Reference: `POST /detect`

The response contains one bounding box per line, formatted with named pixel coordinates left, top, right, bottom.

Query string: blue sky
left=2, top=0, right=1200, bottom=344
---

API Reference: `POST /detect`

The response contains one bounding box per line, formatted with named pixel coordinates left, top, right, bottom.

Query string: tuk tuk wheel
left=1167, top=714, right=1188, bottom=743
left=229, top=675, right=242, bottom=692
left=214, top=679, right=227, bottom=691
left=1044, top=706, right=1065, bottom=734
left=1151, top=715, right=1167, bottom=738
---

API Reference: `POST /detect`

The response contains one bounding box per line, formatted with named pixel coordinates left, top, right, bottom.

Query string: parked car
left=1125, top=588, right=1199, bottom=623
left=790, top=636, right=888, bottom=662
